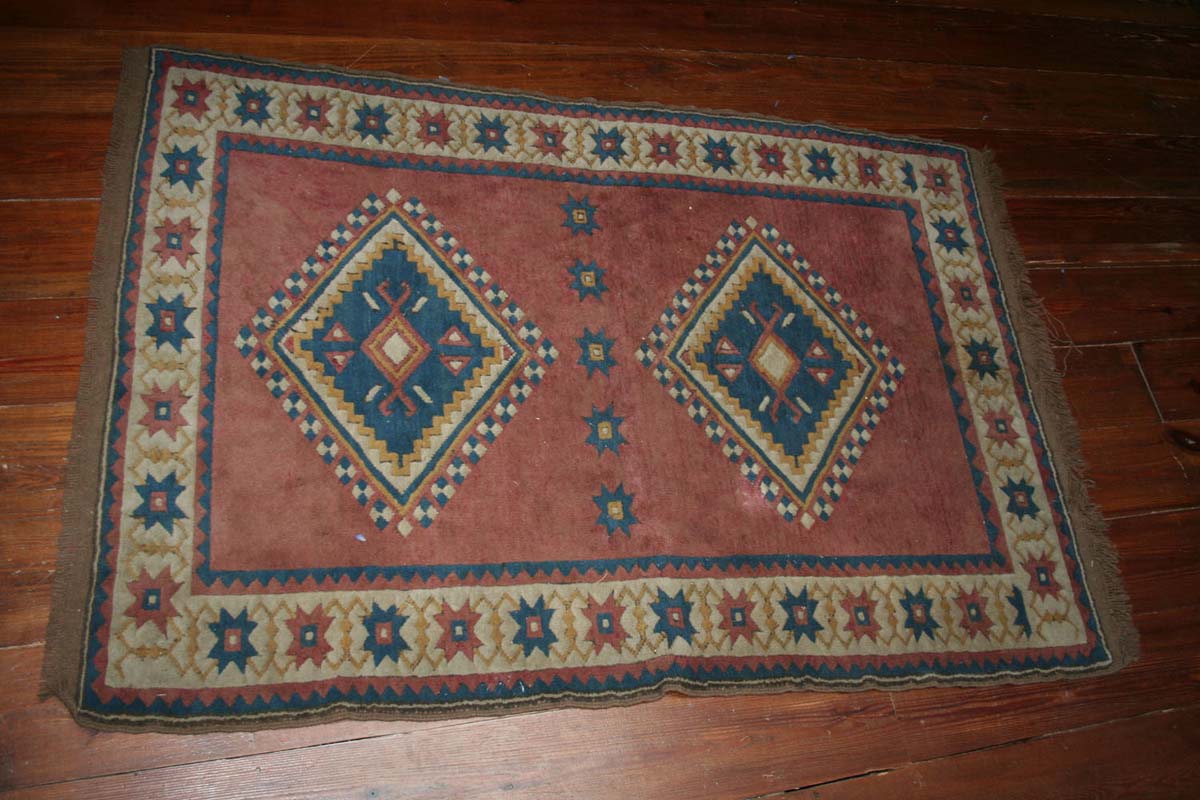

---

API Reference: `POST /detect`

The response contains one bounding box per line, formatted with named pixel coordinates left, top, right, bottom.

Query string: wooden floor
left=1, top=1, right=1198, bottom=797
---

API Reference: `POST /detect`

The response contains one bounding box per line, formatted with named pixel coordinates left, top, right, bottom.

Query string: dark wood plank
left=792, top=705, right=1200, bottom=800
left=0, top=302, right=86, bottom=406
left=888, top=0, right=1200, bottom=26
left=1136, top=339, right=1200, bottom=422
left=1012, top=198, right=1200, bottom=267
left=0, top=201, right=97, bottom=299
left=1057, top=344, right=1160, bottom=431
left=0, top=116, right=108, bottom=200
left=6, top=0, right=1199, bottom=79
left=1031, top=266, right=1200, bottom=345
left=1, top=29, right=1198, bottom=136
left=1110, top=508, right=1200, bottom=617
left=1081, top=420, right=1200, bottom=516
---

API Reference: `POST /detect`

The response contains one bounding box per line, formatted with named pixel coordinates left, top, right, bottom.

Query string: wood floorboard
left=1, top=4, right=1197, bottom=797
left=7, top=0, right=1199, bottom=79
left=788, top=704, right=1200, bottom=799
left=1, top=29, right=1198, bottom=136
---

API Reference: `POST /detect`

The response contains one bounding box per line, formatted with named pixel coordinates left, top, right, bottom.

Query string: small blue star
left=899, top=588, right=941, bottom=642
left=591, top=127, right=626, bottom=163
left=965, top=336, right=1001, bottom=381
left=207, top=609, right=259, bottom=671
left=593, top=483, right=637, bottom=536
left=650, top=589, right=696, bottom=645
left=1001, top=476, right=1040, bottom=520
left=703, top=136, right=737, bottom=172
left=561, top=195, right=600, bottom=236
left=132, top=471, right=187, bottom=534
left=474, top=115, right=510, bottom=153
left=160, top=145, right=206, bottom=191
left=145, top=295, right=194, bottom=352
left=207, top=608, right=258, bottom=673
left=566, top=260, right=609, bottom=302
left=353, top=103, right=392, bottom=142
left=577, top=328, right=617, bottom=378
left=234, top=86, right=273, bottom=126
left=511, top=596, right=557, bottom=656
left=780, top=587, right=824, bottom=643
left=362, top=603, right=410, bottom=666
left=806, top=146, right=838, bottom=181
left=584, top=404, right=627, bottom=456
left=933, top=216, right=970, bottom=253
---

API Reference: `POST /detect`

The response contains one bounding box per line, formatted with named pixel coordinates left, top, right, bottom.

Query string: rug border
left=41, top=45, right=1139, bottom=734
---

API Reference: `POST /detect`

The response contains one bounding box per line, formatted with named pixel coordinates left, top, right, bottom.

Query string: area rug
left=44, top=47, right=1137, bottom=732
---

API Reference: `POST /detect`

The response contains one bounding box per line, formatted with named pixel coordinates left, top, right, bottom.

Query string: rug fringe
left=965, top=148, right=1140, bottom=671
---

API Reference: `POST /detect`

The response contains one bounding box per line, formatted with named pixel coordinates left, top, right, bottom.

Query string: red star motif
left=924, top=165, right=955, bottom=196
left=948, top=278, right=984, bottom=313
left=531, top=122, right=568, bottom=158
left=756, top=144, right=787, bottom=176
left=124, top=566, right=183, bottom=634
left=857, top=155, right=883, bottom=187
left=286, top=604, right=336, bottom=667
left=151, top=217, right=201, bottom=267
left=171, top=78, right=211, bottom=119
left=416, top=111, right=453, bottom=147
left=841, top=590, right=882, bottom=641
left=139, top=383, right=190, bottom=439
left=582, top=594, right=629, bottom=653
left=434, top=600, right=484, bottom=661
left=648, top=133, right=680, bottom=166
left=1022, top=551, right=1064, bottom=600
left=716, top=590, right=761, bottom=644
left=955, top=589, right=994, bottom=639
left=984, top=408, right=1021, bottom=446
left=295, top=94, right=332, bottom=132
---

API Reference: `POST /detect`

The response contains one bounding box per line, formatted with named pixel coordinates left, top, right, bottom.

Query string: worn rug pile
left=44, top=48, right=1137, bottom=731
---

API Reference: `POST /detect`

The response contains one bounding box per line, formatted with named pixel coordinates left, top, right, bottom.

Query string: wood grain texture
left=1, top=3, right=1198, bottom=797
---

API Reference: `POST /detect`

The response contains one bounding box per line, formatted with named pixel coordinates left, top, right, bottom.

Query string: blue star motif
left=806, top=146, right=837, bottom=181
left=160, top=145, right=205, bottom=190
left=1008, top=587, right=1033, bottom=637
left=965, top=336, right=1001, bottom=381
left=702, top=136, right=737, bottom=172
left=353, top=103, right=392, bottom=142
left=207, top=609, right=259, bottom=671
left=593, top=483, right=637, bottom=535
left=780, top=587, right=824, bottom=643
left=511, top=596, right=557, bottom=656
left=474, top=115, right=510, bottom=153
left=901, top=161, right=919, bottom=192
left=207, top=608, right=258, bottom=673
left=132, top=471, right=187, bottom=533
left=566, top=260, right=609, bottom=302
left=1001, top=476, right=1040, bottom=520
left=577, top=328, right=617, bottom=377
left=362, top=603, right=410, bottom=665
left=584, top=404, right=627, bottom=456
left=933, top=216, right=970, bottom=253
left=145, top=295, right=194, bottom=351
left=899, top=588, right=941, bottom=642
left=561, top=195, right=600, bottom=236
left=591, top=127, right=626, bottom=163
left=234, top=85, right=273, bottom=126
left=650, top=589, right=696, bottom=645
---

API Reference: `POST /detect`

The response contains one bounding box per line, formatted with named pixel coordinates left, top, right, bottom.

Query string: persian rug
left=45, top=47, right=1137, bottom=732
